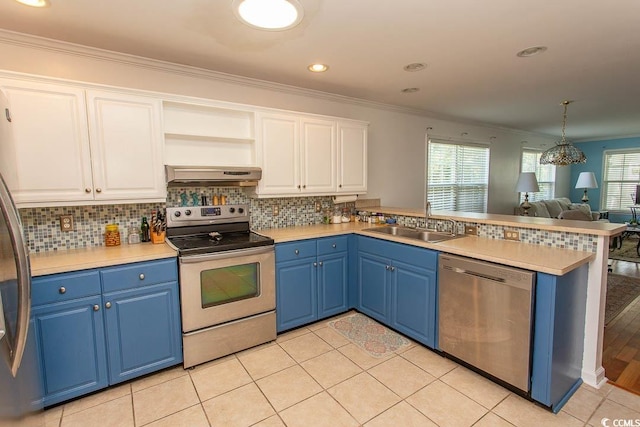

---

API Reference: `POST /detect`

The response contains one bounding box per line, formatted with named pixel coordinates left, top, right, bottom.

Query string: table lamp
left=516, top=172, right=540, bottom=216
left=575, top=172, right=598, bottom=203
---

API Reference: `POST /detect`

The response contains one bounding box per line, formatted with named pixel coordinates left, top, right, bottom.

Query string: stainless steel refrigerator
left=0, top=90, right=44, bottom=426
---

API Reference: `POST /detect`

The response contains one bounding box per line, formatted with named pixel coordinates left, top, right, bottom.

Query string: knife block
left=150, top=231, right=166, bottom=244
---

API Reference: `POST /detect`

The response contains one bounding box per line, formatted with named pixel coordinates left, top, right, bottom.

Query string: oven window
left=200, top=263, right=259, bottom=308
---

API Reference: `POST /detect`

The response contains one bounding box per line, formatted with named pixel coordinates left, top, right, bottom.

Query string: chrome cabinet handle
left=319, top=261, right=323, bottom=266
left=390, top=266, right=396, bottom=272
left=332, top=244, right=336, bottom=248
left=294, top=249, right=299, bottom=255
left=297, top=185, right=301, bottom=189
left=303, top=185, right=306, bottom=189
left=139, top=273, right=145, bottom=280
left=313, top=262, right=317, bottom=267
left=59, top=286, right=66, bottom=294
left=95, top=188, right=102, bottom=193
left=85, top=188, right=92, bottom=193
left=93, top=304, right=100, bottom=311
left=385, top=265, right=390, bottom=270
left=339, top=184, right=342, bottom=188
left=105, top=302, right=112, bottom=309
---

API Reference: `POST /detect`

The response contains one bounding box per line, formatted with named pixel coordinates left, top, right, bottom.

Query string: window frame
left=601, top=148, right=640, bottom=212
left=426, top=138, right=490, bottom=213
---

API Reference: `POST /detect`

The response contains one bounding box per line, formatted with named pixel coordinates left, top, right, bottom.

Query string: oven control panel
left=167, top=204, right=248, bottom=227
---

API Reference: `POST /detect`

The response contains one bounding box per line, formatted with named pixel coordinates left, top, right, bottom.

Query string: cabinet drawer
left=317, top=236, right=349, bottom=255
left=276, top=240, right=317, bottom=262
left=32, top=270, right=101, bottom=306
left=101, top=259, right=178, bottom=293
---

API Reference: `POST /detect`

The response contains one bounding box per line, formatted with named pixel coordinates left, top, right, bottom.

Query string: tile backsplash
left=18, top=187, right=352, bottom=253
left=18, top=187, right=599, bottom=254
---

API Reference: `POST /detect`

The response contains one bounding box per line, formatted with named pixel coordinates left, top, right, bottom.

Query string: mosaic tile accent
left=18, top=186, right=599, bottom=254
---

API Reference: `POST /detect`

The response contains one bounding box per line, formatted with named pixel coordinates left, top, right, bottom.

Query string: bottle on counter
left=141, top=217, right=150, bottom=242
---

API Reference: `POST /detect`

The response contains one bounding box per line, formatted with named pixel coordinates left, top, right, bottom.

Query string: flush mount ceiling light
left=516, top=46, right=547, bottom=57
left=233, top=0, right=303, bottom=31
left=401, top=87, right=420, bottom=93
left=540, top=100, right=587, bottom=166
left=307, top=63, right=329, bottom=73
left=15, top=0, right=49, bottom=7
left=403, top=63, right=427, bottom=72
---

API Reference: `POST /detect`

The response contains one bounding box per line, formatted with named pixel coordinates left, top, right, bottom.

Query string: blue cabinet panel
left=318, top=252, right=349, bottom=318
left=391, top=258, right=437, bottom=347
left=317, top=235, right=349, bottom=255
left=357, top=251, right=390, bottom=323
left=32, top=296, right=108, bottom=406
left=276, top=258, right=317, bottom=332
left=275, top=239, right=317, bottom=262
left=531, top=265, right=588, bottom=412
left=101, top=258, right=177, bottom=293
left=32, top=270, right=101, bottom=306
left=104, top=282, right=182, bottom=384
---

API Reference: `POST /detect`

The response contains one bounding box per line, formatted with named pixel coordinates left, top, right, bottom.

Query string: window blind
left=602, top=149, right=640, bottom=211
left=427, top=140, right=490, bottom=213
left=520, top=150, right=556, bottom=203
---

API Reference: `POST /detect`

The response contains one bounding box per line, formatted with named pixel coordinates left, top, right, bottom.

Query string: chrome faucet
left=445, top=218, right=457, bottom=236
left=425, top=201, right=432, bottom=229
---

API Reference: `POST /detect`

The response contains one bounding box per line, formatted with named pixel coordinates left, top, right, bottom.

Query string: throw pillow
left=558, top=209, right=592, bottom=221
left=557, top=198, right=572, bottom=211
left=569, top=203, right=592, bottom=217
left=530, top=201, right=551, bottom=218
left=543, top=199, right=563, bottom=218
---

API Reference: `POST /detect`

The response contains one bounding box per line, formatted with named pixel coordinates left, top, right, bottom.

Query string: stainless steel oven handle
left=180, top=245, right=275, bottom=263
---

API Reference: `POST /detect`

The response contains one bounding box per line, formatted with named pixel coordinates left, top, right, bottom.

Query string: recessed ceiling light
left=233, top=0, right=304, bottom=31
left=516, top=46, right=548, bottom=57
left=307, top=63, right=329, bottom=73
left=403, top=63, right=427, bottom=72
left=401, top=88, right=420, bottom=93
left=15, top=0, right=49, bottom=7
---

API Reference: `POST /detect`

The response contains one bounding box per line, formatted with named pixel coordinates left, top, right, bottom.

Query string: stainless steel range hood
left=166, top=166, right=262, bottom=187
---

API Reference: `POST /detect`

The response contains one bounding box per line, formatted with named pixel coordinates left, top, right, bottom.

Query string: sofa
left=515, top=197, right=603, bottom=221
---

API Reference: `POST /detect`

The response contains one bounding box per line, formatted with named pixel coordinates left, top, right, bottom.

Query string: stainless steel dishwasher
left=438, top=254, right=535, bottom=393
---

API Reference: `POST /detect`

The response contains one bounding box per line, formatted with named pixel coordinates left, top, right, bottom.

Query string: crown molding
left=0, top=29, right=554, bottom=141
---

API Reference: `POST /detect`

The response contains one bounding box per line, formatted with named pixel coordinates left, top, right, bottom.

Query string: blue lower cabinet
left=357, top=236, right=438, bottom=348
left=32, top=258, right=181, bottom=406
left=32, top=295, right=108, bottom=407
left=103, top=282, right=182, bottom=385
left=531, top=265, right=588, bottom=412
left=276, top=236, right=349, bottom=332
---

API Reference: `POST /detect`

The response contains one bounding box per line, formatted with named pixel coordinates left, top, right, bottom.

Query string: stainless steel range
left=166, top=204, right=276, bottom=368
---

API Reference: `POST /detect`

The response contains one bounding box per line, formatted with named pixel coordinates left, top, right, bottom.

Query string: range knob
left=229, top=207, right=235, bottom=213
left=238, top=208, right=244, bottom=214
left=185, top=209, right=192, bottom=216
left=174, top=211, right=181, bottom=217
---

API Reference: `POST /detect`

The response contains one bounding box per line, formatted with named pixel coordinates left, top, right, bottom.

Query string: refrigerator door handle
left=0, top=293, right=5, bottom=342
left=0, top=175, right=31, bottom=377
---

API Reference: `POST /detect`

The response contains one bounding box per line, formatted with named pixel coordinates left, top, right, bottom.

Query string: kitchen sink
left=364, top=225, right=465, bottom=243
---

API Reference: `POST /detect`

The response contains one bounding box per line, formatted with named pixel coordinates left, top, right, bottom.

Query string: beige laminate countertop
left=366, top=206, right=626, bottom=237
left=30, top=243, right=177, bottom=277
left=257, top=222, right=595, bottom=275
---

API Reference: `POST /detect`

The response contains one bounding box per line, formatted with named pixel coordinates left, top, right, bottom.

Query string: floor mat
left=328, top=313, right=411, bottom=357
left=606, top=274, right=640, bottom=325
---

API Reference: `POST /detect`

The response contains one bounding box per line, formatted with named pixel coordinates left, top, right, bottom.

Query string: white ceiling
left=1, top=0, right=639, bottom=141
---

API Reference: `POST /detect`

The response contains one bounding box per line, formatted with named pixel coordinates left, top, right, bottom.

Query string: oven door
left=179, top=246, right=275, bottom=332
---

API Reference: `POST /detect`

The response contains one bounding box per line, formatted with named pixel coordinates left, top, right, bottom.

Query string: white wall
left=0, top=31, right=560, bottom=213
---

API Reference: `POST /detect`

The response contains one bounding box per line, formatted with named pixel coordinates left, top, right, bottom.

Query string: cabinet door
left=32, top=296, right=108, bottom=407
left=86, top=90, right=165, bottom=201
left=357, top=251, right=390, bottom=323
left=390, top=259, right=437, bottom=347
left=300, top=118, right=336, bottom=193
left=257, top=113, right=300, bottom=195
left=337, top=122, right=367, bottom=193
left=103, top=282, right=182, bottom=385
left=0, top=79, right=93, bottom=205
left=276, top=257, right=317, bottom=332
left=318, top=252, right=348, bottom=319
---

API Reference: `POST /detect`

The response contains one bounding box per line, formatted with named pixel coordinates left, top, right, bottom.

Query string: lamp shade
left=515, top=172, right=540, bottom=193
left=575, top=172, right=598, bottom=189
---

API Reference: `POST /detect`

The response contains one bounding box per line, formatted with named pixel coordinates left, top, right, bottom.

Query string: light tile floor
left=45, top=312, right=640, bottom=427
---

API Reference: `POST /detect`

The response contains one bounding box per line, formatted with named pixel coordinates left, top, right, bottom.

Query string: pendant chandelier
left=540, top=100, right=586, bottom=166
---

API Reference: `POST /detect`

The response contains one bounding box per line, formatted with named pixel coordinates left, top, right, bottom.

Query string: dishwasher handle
left=452, top=267, right=505, bottom=284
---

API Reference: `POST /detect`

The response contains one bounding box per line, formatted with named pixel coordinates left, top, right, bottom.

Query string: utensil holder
left=150, top=231, right=165, bottom=244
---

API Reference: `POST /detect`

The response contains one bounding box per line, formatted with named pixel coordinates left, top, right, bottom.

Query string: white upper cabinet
left=0, top=79, right=94, bottom=205
left=255, top=112, right=365, bottom=197
left=0, top=78, right=165, bottom=207
left=86, top=90, right=165, bottom=201
left=337, top=122, right=367, bottom=193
